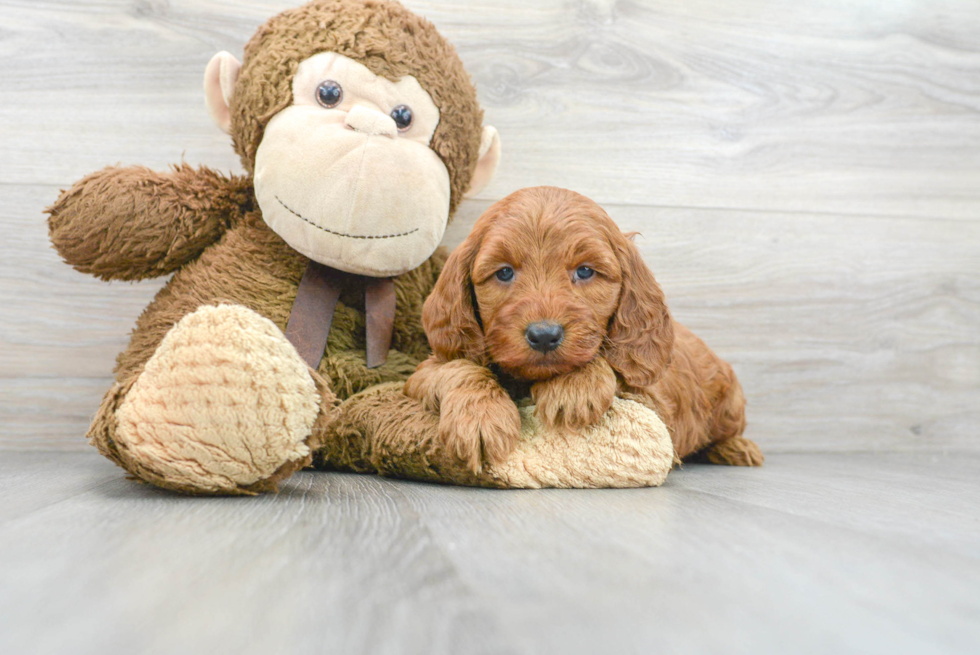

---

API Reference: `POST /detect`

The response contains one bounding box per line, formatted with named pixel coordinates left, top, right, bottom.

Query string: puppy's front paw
left=532, top=359, right=617, bottom=431
left=438, top=388, right=521, bottom=473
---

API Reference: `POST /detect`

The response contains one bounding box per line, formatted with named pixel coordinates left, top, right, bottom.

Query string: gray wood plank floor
left=1, top=451, right=978, bottom=655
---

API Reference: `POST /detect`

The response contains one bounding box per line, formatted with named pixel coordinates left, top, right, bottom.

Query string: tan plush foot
left=114, top=304, right=321, bottom=494
left=488, top=398, right=676, bottom=488
left=705, top=436, right=765, bottom=467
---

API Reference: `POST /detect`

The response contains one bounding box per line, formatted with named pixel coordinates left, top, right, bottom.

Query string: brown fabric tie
left=285, top=261, right=395, bottom=370
left=364, top=277, right=396, bottom=369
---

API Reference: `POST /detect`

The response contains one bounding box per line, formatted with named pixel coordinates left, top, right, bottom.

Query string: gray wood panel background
left=1, top=0, right=978, bottom=453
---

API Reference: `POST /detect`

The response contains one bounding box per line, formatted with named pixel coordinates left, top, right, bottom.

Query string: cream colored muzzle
left=345, top=105, right=397, bottom=138
left=253, top=104, right=451, bottom=277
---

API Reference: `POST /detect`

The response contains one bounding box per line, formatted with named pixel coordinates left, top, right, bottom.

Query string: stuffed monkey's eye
left=316, top=80, right=343, bottom=108
left=390, top=104, right=413, bottom=131
left=574, top=265, right=595, bottom=281
left=495, top=266, right=515, bottom=283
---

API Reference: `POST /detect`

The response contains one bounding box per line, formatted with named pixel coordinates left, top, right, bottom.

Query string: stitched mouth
left=276, top=196, right=419, bottom=240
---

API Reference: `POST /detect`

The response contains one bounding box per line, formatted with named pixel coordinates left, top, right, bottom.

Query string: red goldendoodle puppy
left=405, top=186, right=763, bottom=472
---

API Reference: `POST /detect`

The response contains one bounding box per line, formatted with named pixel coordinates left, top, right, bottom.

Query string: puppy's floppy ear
left=423, top=235, right=487, bottom=363
left=604, top=235, right=674, bottom=387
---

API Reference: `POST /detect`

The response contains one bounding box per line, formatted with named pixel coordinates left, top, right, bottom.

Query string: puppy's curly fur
left=405, top=186, right=763, bottom=472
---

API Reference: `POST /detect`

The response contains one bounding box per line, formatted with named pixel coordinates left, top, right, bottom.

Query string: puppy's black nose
left=525, top=321, right=564, bottom=353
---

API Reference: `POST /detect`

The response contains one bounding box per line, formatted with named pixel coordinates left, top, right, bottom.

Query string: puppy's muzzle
left=525, top=321, right=564, bottom=353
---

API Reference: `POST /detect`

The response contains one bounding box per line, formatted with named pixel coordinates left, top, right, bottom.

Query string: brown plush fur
left=405, top=187, right=764, bottom=471
left=313, top=382, right=498, bottom=486
left=46, top=0, right=483, bottom=493
left=48, top=164, right=253, bottom=281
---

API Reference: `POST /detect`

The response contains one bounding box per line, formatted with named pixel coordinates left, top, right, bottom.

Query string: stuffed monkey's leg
left=312, top=382, right=493, bottom=486
left=313, top=384, right=675, bottom=489
left=88, top=305, right=336, bottom=495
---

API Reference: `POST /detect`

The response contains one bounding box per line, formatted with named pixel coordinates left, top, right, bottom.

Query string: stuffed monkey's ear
left=463, top=126, right=501, bottom=199
left=604, top=236, right=675, bottom=388
left=422, top=237, right=486, bottom=363
left=204, top=51, right=241, bottom=134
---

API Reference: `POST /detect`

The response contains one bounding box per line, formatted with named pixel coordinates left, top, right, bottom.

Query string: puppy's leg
left=702, top=377, right=764, bottom=466
left=531, top=357, right=617, bottom=431
left=404, top=357, right=521, bottom=472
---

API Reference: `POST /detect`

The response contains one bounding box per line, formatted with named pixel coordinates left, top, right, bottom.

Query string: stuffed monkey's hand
left=46, top=164, right=250, bottom=281
left=405, top=357, right=520, bottom=473
left=531, top=357, right=618, bottom=431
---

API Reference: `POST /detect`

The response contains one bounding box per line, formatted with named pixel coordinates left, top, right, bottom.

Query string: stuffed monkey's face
left=253, top=53, right=451, bottom=276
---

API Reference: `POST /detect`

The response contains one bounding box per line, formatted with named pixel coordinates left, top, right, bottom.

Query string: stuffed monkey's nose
left=345, top=105, right=397, bottom=138
left=525, top=321, right=564, bottom=353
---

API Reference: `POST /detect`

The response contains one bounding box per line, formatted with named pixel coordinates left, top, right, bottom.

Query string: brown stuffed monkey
left=48, top=0, right=674, bottom=494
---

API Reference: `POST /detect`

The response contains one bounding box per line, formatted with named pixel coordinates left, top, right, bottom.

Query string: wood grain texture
left=1, top=451, right=978, bottom=654
left=1, top=0, right=979, bottom=453
left=3, top=0, right=979, bottom=216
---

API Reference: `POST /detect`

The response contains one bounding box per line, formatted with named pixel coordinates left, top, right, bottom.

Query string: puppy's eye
left=316, top=80, right=343, bottom=108
left=574, top=265, right=595, bottom=281
left=390, top=104, right=413, bottom=131
left=495, top=266, right=515, bottom=282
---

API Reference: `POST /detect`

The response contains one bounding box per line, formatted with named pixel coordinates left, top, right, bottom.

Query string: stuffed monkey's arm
left=46, top=164, right=251, bottom=281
